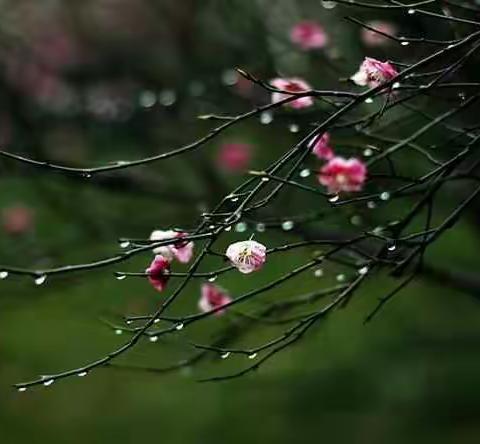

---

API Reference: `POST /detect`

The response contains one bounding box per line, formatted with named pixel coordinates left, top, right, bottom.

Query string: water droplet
left=367, top=201, right=377, bottom=209
left=229, top=195, right=239, bottom=202
left=261, top=177, right=270, bottom=182
left=153, top=318, right=160, bottom=324
left=350, top=215, right=362, bottom=226
left=336, top=274, right=346, bottom=282
left=77, top=371, right=88, bottom=377
left=401, top=41, right=410, bottom=46
left=35, top=275, right=47, bottom=286
left=43, top=379, right=54, bottom=387
left=175, top=323, right=184, bottom=331
left=321, top=0, right=337, bottom=9
left=17, top=387, right=27, bottom=392
left=380, top=192, right=390, bottom=201
left=281, top=220, right=294, bottom=231
left=358, top=266, right=369, bottom=275
left=221, top=69, right=238, bottom=86
left=364, top=98, right=373, bottom=104
left=116, top=274, right=127, bottom=281
left=220, top=352, right=230, bottom=359
left=139, top=90, right=156, bottom=108
left=387, top=243, right=397, bottom=252
left=407, top=8, right=415, bottom=14
left=159, top=89, right=176, bottom=106
left=458, top=92, right=466, bottom=101
left=115, top=329, right=123, bottom=335
left=314, top=268, right=324, bottom=278
left=235, top=222, right=247, bottom=233
left=0, top=271, right=8, bottom=279
left=260, top=111, right=273, bottom=125
left=119, top=240, right=130, bottom=249
left=288, top=123, right=300, bottom=133
left=149, top=336, right=158, bottom=343
left=248, top=352, right=257, bottom=359
left=373, top=226, right=384, bottom=235
left=363, top=148, right=373, bottom=157
left=208, top=275, right=218, bottom=282
left=328, top=195, right=340, bottom=203
left=299, top=168, right=310, bottom=178
left=256, top=223, right=266, bottom=232
left=392, top=82, right=401, bottom=89
left=224, top=226, right=232, bottom=232
left=125, top=320, right=133, bottom=325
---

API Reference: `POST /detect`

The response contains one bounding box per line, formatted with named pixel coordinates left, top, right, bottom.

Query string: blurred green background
left=1, top=1, right=480, bottom=443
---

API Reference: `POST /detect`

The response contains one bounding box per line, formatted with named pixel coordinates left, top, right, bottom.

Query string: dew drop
left=363, top=148, right=373, bottom=157
left=115, top=329, right=123, bottom=335
left=392, top=82, right=401, bottom=90
left=314, top=268, right=324, bottom=278
left=83, top=173, right=92, bottom=179
left=153, top=318, right=160, bottom=324
left=380, top=191, right=391, bottom=201
left=336, top=274, right=346, bottom=282
left=407, top=8, right=415, bottom=14
left=175, top=323, right=184, bottom=331
left=125, top=320, right=133, bottom=325
left=358, top=266, right=369, bottom=275
left=288, top=123, right=300, bottom=133
left=256, top=223, right=266, bottom=232
left=387, top=243, right=397, bottom=252
left=299, top=168, right=311, bottom=178
left=401, top=41, right=410, bottom=46
left=208, top=275, right=218, bottom=282
left=116, top=274, right=127, bottom=281
left=235, top=222, right=247, bottom=233
left=281, top=220, right=294, bottom=231
left=0, top=271, right=8, bottom=280
left=119, top=240, right=130, bottom=249
left=328, top=195, right=340, bottom=203
left=367, top=201, right=377, bottom=209
left=149, top=336, right=158, bottom=343
left=43, top=379, right=54, bottom=387
left=17, top=387, right=27, bottom=392
left=261, top=177, right=270, bottom=182
left=224, top=226, right=232, bottom=232
left=321, top=1, right=337, bottom=9
left=248, top=352, right=257, bottom=360
left=77, top=371, right=88, bottom=377
left=220, top=352, right=230, bottom=359
left=35, top=275, right=47, bottom=286
left=364, top=97, right=373, bottom=104
left=260, top=111, right=273, bottom=125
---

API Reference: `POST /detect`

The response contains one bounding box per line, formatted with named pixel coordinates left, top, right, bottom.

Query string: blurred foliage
left=1, top=1, right=480, bottom=443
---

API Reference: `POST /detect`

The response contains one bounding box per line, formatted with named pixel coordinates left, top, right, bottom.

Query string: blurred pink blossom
left=350, top=57, right=398, bottom=88
left=270, top=78, right=314, bottom=109
left=198, top=283, right=232, bottom=315
left=217, top=142, right=252, bottom=172
left=290, top=20, right=328, bottom=50
left=361, top=21, right=397, bottom=47
left=146, top=255, right=170, bottom=292
left=1, top=205, right=34, bottom=235
left=318, top=157, right=367, bottom=194
left=309, top=133, right=334, bottom=160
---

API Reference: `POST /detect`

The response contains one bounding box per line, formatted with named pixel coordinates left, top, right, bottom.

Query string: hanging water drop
left=139, top=90, right=157, bottom=108
left=336, top=274, right=346, bottom=282
left=350, top=215, right=362, bottom=226
left=0, top=271, right=8, bottom=279
left=149, top=336, right=158, bottom=343
left=401, top=41, right=410, bottom=46
left=43, top=379, right=54, bottom=387
left=119, top=240, right=130, bottom=249
left=407, top=8, right=415, bottom=14
left=358, top=266, right=369, bottom=275
left=77, top=371, right=88, bottom=377
left=367, top=201, right=377, bottom=209
left=288, top=123, right=300, bottom=133
left=256, top=223, right=266, bottom=232
left=153, top=318, right=160, bottom=324
left=314, top=268, right=324, bottom=278
left=328, top=195, right=340, bottom=203
left=392, top=82, right=401, bottom=90
left=387, top=243, right=397, bottom=252
left=321, top=1, right=337, bottom=9
left=248, top=352, right=258, bottom=360
left=363, top=148, right=373, bottom=157
left=220, top=352, right=230, bottom=359
left=17, top=386, right=27, bottom=392
left=380, top=191, right=390, bottom=201
left=364, top=98, right=373, bottom=104
left=175, top=323, right=184, bottom=331
left=299, top=168, right=310, bottom=178
left=35, top=275, right=47, bottom=286
left=115, top=329, right=123, bottom=335
left=261, top=177, right=270, bottom=182
left=281, top=220, right=294, bottom=231
left=235, top=222, right=247, bottom=233
left=224, top=225, right=232, bottom=232
left=208, top=275, right=218, bottom=283
left=116, top=274, right=127, bottom=281
left=83, top=173, right=92, bottom=179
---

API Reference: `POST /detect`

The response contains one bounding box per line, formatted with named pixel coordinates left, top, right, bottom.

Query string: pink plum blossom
left=350, top=57, right=398, bottom=88
left=198, top=283, right=232, bottom=315
left=1, top=205, right=34, bottom=235
left=270, top=78, right=314, bottom=109
left=217, top=142, right=252, bottom=172
left=309, top=132, right=334, bottom=160
left=318, top=157, right=367, bottom=194
left=290, top=21, right=328, bottom=50
left=361, top=21, right=397, bottom=47
left=226, top=240, right=267, bottom=274
left=150, top=230, right=194, bottom=264
left=146, top=255, right=171, bottom=292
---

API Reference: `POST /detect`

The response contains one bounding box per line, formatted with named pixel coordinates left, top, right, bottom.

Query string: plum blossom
left=270, top=78, right=313, bottom=109
left=309, top=132, right=334, bottom=160
left=217, top=142, right=252, bottom=172
left=290, top=21, right=328, bottom=50
left=150, top=230, right=194, bottom=264
left=146, top=255, right=171, bottom=292
left=318, top=157, right=367, bottom=194
left=361, top=21, right=397, bottom=47
left=198, top=283, right=232, bottom=315
left=1, top=205, right=34, bottom=235
left=350, top=57, right=398, bottom=88
left=226, top=240, right=267, bottom=274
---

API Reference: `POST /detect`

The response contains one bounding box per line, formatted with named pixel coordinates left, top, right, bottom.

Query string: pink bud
left=290, top=21, right=328, bottom=51
left=1, top=205, right=34, bottom=235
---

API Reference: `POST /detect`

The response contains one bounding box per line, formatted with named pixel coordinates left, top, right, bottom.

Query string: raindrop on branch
left=256, top=223, right=266, bottom=232
left=175, top=323, right=185, bottom=331
left=299, top=168, right=311, bottom=178
left=288, top=124, right=300, bottom=133
left=221, top=69, right=238, bottom=86
left=367, top=201, right=377, bottom=209
left=248, top=352, right=258, bottom=360
left=336, top=274, right=346, bottom=282
left=358, top=266, right=369, bottom=275
left=363, top=148, right=373, bottom=157
left=220, top=352, right=230, bottom=359
left=35, top=275, right=47, bottom=286
left=119, top=240, right=130, bottom=249
left=328, top=195, right=340, bottom=203
left=380, top=192, right=391, bottom=201
left=116, top=274, right=127, bottom=281
left=235, top=222, right=247, bottom=233
left=321, top=1, right=337, bottom=9
left=17, top=387, right=27, bottom=392
left=387, top=243, right=397, bottom=252
left=149, top=336, right=158, bottom=343
left=407, top=8, right=416, bottom=14
left=208, top=275, right=218, bottom=283
left=43, top=379, right=55, bottom=387
left=260, top=111, right=273, bottom=125
left=77, top=371, right=88, bottom=377
left=139, top=90, right=156, bottom=108
left=0, top=271, right=8, bottom=280
left=364, top=98, right=373, bottom=104
left=115, top=329, right=123, bottom=335
left=314, top=268, right=324, bottom=278
left=281, top=220, right=294, bottom=231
